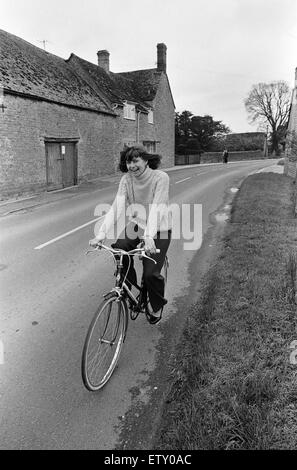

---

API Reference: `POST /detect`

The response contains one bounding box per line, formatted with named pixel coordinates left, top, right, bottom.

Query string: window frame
left=123, top=102, right=136, bottom=121
left=143, top=141, right=157, bottom=153
left=148, top=109, right=154, bottom=124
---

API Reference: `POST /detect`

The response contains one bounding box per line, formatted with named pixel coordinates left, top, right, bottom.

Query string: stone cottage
left=0, top=29, right=175, bottom=198
left=284, top=67, right=297, bottom=182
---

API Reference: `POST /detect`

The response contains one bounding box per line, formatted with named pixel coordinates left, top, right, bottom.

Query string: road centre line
left=174, top=170, right=212, bottom=184
left=195, top=171, right=209, bottom=176
left=34, top=216, right=104, bottom=250
left=175, top=176, right=192, bottom=184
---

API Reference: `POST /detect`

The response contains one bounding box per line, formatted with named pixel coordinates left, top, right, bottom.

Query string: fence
left=175, top=150, right=265, bottom=165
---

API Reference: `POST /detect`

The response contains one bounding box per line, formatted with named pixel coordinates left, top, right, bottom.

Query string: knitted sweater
left=98, top=167, right=172, bottom=238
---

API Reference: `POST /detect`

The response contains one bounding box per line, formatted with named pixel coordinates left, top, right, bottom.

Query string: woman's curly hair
left=118, top=144, right=162, bottom=173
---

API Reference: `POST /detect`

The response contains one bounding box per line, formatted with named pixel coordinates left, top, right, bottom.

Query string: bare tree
left=244, top=81, right=291, bottom=155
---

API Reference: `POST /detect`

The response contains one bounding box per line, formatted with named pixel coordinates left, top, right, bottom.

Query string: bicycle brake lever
left=141, top=253, right=157, bottom=264
left=85, top=246, right=100, bottom=255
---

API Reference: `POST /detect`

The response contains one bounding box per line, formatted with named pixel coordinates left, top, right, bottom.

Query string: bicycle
left=81, top=242, right=169, bottom=391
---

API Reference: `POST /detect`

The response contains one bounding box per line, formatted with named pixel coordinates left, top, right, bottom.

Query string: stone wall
left=152, top=74, right=175, bottom=169
left=0, top=93, right=117, bottom=198
left=175, top=150, right=265, bottom=165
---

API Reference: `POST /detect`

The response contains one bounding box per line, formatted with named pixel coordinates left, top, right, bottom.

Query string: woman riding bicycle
left=89, top=145, right=172, bottom=324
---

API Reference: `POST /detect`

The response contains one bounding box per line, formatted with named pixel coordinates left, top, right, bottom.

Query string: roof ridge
left=67, top=54, right=114, bottom=109
left=66, top=53, right=98, bottom=68
left=116, top=68, right=159, bottom=75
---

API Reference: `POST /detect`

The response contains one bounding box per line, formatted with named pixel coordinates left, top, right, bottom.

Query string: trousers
left=112, top=224, right=171, bottom=312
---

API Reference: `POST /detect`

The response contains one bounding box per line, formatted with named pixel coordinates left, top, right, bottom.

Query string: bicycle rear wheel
left=82, top=293, right=127, bottom=391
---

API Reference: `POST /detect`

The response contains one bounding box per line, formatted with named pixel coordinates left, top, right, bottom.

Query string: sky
left=1, top=0, right=297, bottom=133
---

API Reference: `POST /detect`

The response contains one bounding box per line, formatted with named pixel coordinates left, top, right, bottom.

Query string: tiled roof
left=68, top=54, right=161, bottom=109
left=117, top=69, right=162, bottom=102
left=0, top=29, right=163, bottom=114
left=0, top=29, right=113, bottom=113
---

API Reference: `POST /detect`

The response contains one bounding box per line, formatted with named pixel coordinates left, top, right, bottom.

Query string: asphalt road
left=0, top=160, right=277, bottom=449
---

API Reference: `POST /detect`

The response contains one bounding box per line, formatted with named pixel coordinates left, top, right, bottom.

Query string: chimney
left=97, top=50, right=110, bottom=73
left=157, top=43, right=167, bottom=73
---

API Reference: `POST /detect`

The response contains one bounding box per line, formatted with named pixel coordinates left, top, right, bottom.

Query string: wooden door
left=62, top=143, right=77, bottom=188
left=46, top=142, right=77, bottom=191
left=46, top=143, right=63, bottom=191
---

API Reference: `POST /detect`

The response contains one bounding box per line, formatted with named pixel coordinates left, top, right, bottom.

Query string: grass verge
left=154, top=173, right=297, bottom=450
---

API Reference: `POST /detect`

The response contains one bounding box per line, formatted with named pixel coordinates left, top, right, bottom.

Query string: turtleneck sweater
left=98, top=167, right=172, bottom=239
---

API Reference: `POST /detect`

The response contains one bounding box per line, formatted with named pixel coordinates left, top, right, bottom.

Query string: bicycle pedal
left=130, top=308, right=140, bottom=320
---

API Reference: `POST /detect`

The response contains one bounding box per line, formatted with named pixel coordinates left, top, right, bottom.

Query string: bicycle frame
left=110, top=254, right=149, bottom=319
left=87, top=243, right=157, bottom=318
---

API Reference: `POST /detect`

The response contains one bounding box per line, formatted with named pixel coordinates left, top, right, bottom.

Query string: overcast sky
left=1, top=0, right=296, bottom=132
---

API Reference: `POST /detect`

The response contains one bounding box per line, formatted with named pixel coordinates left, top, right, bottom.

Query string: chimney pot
left=157, top=43, right=167, bottom=73
left=97, top=50, right=110, bottom=73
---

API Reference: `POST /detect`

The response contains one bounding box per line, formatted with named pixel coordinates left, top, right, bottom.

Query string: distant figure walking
left=223, top=149, right=229, bottom=163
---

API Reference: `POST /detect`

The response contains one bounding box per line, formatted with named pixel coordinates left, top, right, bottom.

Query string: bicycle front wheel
left=82, top=293, right=127, bottom=391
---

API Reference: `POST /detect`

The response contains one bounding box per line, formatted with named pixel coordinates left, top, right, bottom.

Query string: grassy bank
left=154, top=173, right=297, bottom=450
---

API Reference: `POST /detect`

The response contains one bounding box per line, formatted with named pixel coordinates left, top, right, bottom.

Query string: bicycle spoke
left=89, top=347, right=109, bottom=383
left=88, top=343, right=109, bottom=375
left=82, top=295, right=126, bottom=390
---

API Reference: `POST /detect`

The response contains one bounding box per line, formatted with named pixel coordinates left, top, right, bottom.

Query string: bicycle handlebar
left=86, top=242, right=160, bottom=264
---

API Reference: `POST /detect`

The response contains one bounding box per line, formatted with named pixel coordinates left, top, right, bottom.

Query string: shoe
left=146, top=307, right=163, bottom=325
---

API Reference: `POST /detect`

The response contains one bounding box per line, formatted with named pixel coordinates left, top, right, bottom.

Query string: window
left=148, top=109, right=154, bottom=124
left=143, top=141, right=156, bottom=153
left=123, top=139, right=136, bottom=148
left=123, top=103, right=136, bottom=120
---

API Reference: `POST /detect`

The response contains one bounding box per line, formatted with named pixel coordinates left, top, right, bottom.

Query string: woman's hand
left=89, top=233, right=106, bottom=247
left=144, top=236, right=156, bottom=255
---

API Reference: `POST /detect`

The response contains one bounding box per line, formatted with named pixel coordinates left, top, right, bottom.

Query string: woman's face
left=126, top=156, right=147, bottom=177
